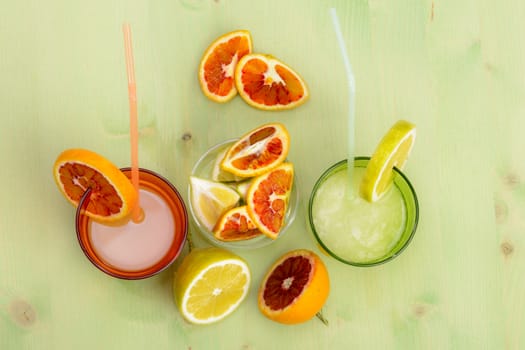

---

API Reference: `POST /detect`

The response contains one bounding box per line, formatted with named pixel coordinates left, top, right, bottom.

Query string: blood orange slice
left=234, top=53, right=309, bottom=110
left=199, top=30, right=252, bottom=103
left=246, top=162, right=294, bottom=239
left=220, top=123, right=290, bottom=178
left=53, top=149, right=138, bottom=223
left=258, top=249, right=330, bottom=324
left=213, top=206, right=262, bottom=241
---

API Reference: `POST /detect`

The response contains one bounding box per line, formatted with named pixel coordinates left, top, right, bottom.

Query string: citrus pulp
left=173, top=247, right=251, bottom=324
left=53, top=148, right=138, bottom=223
left=246, top=162, right=294, bottom=239
left=220, top=122, right=290, bottom=178
left=360, top=120, right=416, bottom=202
left=235, top=53, right=308, bottom=110
left=258, top=249, right=330, bottom=324
left=199, top=30, right=252, bottom=103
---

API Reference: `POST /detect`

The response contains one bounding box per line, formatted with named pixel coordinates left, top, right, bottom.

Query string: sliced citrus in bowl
left=359, top=120, right=416, bottom=202
left=234, top=180, right=252, bottom=201
left=258, top=249, right=330, bottom=324
left=211, top=147, right=244, bottom=183
left=220, top=122, right=290, bottom=178
left=53, top=148, right=138, bottom=223
left=199, top=30, right=252, bottom=103
left=234, top=53, right=309, bottom=110
left=213, top=206, right=262, bottom=241
left=246, top=162, right=294, bottom=239
left=173, top=247, right=251, bottom=325
left=189, top=176, right=240, bottom=231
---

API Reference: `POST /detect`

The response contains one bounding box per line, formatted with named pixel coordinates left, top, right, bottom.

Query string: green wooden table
left=1, top=0, right=521, bottom=348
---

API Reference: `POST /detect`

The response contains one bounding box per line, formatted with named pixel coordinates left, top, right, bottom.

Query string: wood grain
left=0, top=0, right=521, bottom=348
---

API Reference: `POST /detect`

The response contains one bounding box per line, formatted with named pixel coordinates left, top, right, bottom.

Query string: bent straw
left=122, top=23, right=142, bottom=223
left=330, top=8, right=356, bottom=198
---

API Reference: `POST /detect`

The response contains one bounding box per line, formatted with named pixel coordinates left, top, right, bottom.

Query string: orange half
left=199, top=30, right=252, bottom=103
left=258, top=249, right=330, bottom=324
left=53, top=149, right=138, bottom=223
left=235, top=53, right=309, bottom=110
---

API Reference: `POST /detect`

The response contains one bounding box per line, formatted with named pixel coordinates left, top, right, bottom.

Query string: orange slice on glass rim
left=53, top=149, right=138, bottom=223
left=199, top=30, right=252, bottom=103
left=246, top=162, right=294, bottom=239
left=213, top=206, right=262, bottom=242
left=234, top=53, right=309, bottom=110
left=221, top=123, right=290, bottom=178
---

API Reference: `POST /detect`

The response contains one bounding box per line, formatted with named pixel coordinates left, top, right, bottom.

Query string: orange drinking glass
left=76, top=168, right=188, bottom=279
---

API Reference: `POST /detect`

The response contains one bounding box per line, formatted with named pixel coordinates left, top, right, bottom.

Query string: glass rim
left=75, top=167, right=188, bottom=280
left=308, top=157, right=419, bottom=267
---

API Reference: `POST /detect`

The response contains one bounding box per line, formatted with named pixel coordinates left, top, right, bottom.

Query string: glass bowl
left=188, top=139, right=298, bottom=250
left=308, top=157, right=419, bottom=267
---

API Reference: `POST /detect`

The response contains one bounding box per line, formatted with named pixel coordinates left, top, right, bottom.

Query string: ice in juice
left=309, top=158, right=417, bottom=266
left=312, top=166, right=405, bottom=263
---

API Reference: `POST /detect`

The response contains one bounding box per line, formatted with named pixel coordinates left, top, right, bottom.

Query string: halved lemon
left=220, top=123, right=290, bottom=178
left=198, top=30, right=252, bottom=103
left=53, top=148, right=138, bottom=223
left=359, top=120, right=417, bottom=202
left=235, top=53, right=309, bottom=110
left=189, top=176, right=240, bottom=231
left=173, top=247, right=251, bottom=324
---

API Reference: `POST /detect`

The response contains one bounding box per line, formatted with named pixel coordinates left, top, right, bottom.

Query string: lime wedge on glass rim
left=359, top=120, right=416, bottom=202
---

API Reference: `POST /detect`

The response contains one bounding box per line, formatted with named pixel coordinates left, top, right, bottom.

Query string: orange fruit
left=198, top=30, right=252, bottom=103
left=213, top=206, right=262, bottom=241
left=53, top=148, right=138, bottom=223
left=234, top=53, right=309, bottom=110
left=246, top=162, right=294, bottom=239
left=258, top=249, right=330, bottom=324
left=220, top=123, right=290, bottom=178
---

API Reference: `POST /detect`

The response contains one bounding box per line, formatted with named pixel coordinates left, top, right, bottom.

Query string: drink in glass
left=76, top=168, right=188, bottom=279
left=308, top=157, right=418, bottom=266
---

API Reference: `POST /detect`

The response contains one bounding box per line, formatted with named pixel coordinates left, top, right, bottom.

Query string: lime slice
left=359, top=120, right=416, bottom=202
left=235, top=180, right=252, bottom=202
left=189, top=176, right=240, bottom=231
left=173, top=247, right=251, bottom=324
left=211, top=148, right=243, bottom=183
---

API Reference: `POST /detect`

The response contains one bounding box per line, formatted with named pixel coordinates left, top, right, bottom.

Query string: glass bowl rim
left=187, top=138, right=298, bottom=250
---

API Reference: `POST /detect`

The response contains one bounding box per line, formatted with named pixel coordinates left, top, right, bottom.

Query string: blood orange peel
left=258, top=249, right=330, bottom=324
left=213, top=206, right=262, bottom=242
left=235, top=53, right=309, bottom=110
left=246, top=162, right=294, bottom=239
left=199, top=30, right=252, bottom=103
left=221, top=122, right=290, bottom=178
left=53, top=148, right=138, bottom=223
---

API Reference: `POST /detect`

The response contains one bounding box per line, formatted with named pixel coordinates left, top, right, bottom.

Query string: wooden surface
left=1, top=0, right=522, bottom=348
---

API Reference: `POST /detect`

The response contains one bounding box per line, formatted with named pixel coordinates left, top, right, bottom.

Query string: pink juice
left=76, top=168, right=188, bottom=279
left=89, top=189, right=175, bottom=272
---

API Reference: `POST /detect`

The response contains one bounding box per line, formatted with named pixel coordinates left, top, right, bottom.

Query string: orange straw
left=122, top=23, right=142, bottom=223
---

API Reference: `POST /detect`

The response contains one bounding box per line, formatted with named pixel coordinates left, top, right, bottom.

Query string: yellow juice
left=312, top=167, right=405, bottom=263
left=309, top=158, right=418, bottom=266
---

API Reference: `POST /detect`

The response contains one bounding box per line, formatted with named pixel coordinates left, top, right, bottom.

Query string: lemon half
left=173, top=247, right=251, bottom=324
